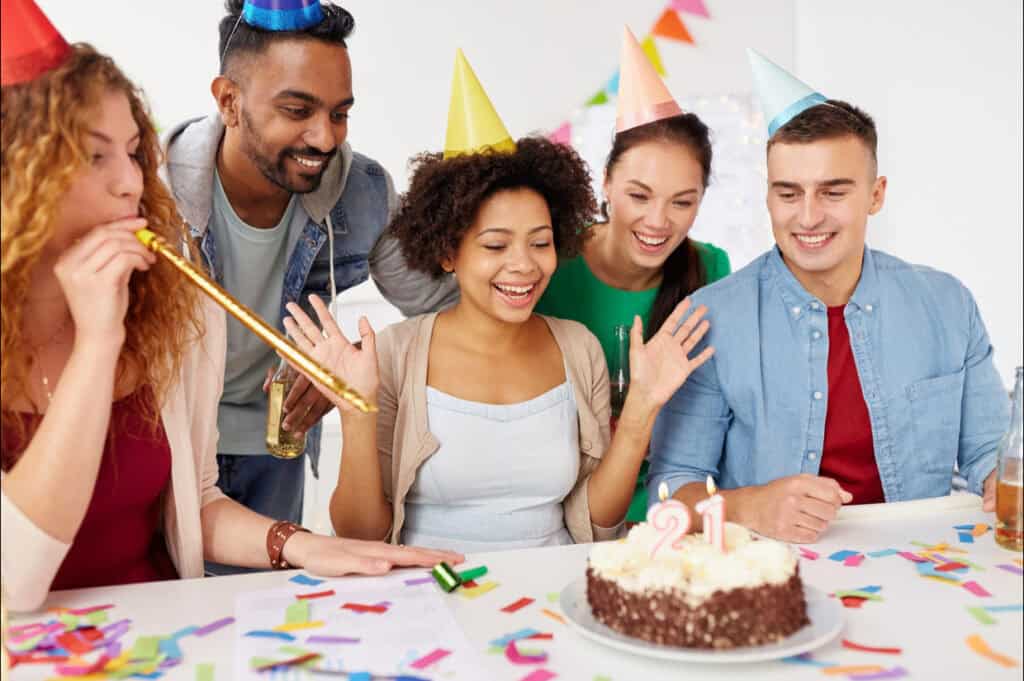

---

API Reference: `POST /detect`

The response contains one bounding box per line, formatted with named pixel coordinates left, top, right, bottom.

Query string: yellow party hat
left=616, top=27, right=683, bottom=133
left=444, top=49, right=515, bottom=158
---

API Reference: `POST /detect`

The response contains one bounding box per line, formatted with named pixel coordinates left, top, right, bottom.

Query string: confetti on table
left=506, top=640, right=549, bottom=665
left=985, top=604, right=1024, bottom=612
left=965, top=634, right=1019, bottom=667
left=519, top=670, right=557, bottom=681
left=341, top=602, right=388, bottom=614
left=289, top=574, right=325, bottom=586
left=1015, top=559, right=1023, bottom=567
left=171, top=625, right=199, bottom=639
left=972, top=523, right=991, bottom=537
left=897, top=551, right=928, bottom=563
left=502, top=597, right=536, bottom=613
left=958, top=532, right=975, bottom=543
left=822, top=665, right=885, bottom=676
left=799, top=547, right=820, bottom=560
left=195, top=663, right=215, bottom=681
left=159, top=636, right=184, bottom=660
left=834, top=590, right=883, bottom=601
left=997, top=564, right=1024, bottom=576
left=55, top=653, right=111, bottom=676
left=274, top=620, right=326, bottom=632
left=547, top=593, right=560, bottom=603
left=844, top=554, right=866, bottom=567
left=296, top=589, right=336, bottom=600
left=459, top=580, right=500, bottom=600
left=459, top=565, right=489, bottom=581
left=306, top=635, right=360, bottom=644
left=962, top=580, right=992, bottom=597
left=848, top=667, right=908, bottom=680
left=829, top=550, right=859, bottom=561
left=68, top=604, right=115, bottom=616
left=252, top=652, right=322, bottom=672
left=409, top=648, right=451, bottom=669
left=918, top=562, right=962, bottom=582
left=286, top=600, right=311, bottom=624
left=404, top=577, right=435, bottom=586
left=540, top=609, right=566, bottom=625
left=194, top=617, right=235, bottom=637
left=841, top=596, right=867, bottom=609
left=131, top=636, right=161, bottom=659
left=967, top=607, right=997, bottom=625
left=936, top=562, right=969, bottom=572
left=841, top=639, right=902, bottom=654
left=866, top=549, right=900, bottom=558
left=855, top=585, right=882, bottom=593
left=462, top=579, right=479, bottom=589
left=490, top=629, right=541, bottom=647
left=244, top=630, right=296, bottom=641
left=782, top=653, right=837, bottom=667
left=528, top=632, right=554, bottom=640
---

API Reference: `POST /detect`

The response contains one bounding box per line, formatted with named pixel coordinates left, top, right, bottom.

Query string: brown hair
left=389, top=136, right=597, bottom=277
left=1, top=44, right=204, bottom=468
left=602, top=113, right=712, bottom=339
left=768, top=99, right=878, bottom=171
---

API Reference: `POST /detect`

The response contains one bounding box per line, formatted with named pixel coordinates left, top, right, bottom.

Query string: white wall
left=794, top=0, right=1023, bottom=385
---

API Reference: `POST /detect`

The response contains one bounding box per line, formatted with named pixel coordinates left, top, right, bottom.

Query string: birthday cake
left=586, top=522, right=808, bottom=649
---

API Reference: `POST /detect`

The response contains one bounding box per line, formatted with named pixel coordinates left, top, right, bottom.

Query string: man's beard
left=239, top=109, right=336, bottom=194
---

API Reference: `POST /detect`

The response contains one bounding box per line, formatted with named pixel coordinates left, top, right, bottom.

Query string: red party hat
left=1, top=0, right=72, bottom=86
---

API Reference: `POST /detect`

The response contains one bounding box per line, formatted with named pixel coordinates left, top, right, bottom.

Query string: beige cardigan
left=1, top=300, right=227, bottom=612
left=375, top=312, right=622, bottom=546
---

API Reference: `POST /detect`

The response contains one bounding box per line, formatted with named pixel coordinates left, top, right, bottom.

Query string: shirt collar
left=766, top=245, right=880, bottom=314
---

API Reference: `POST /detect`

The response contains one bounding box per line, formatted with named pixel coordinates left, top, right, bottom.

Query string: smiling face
left=48, top=90, right=143, bottom=254
left=445, top=188, right=557, bottom=325
left=220, top=38, right=353, bottom=194
left=766, top=134, right=886, bottom=298
left=602, top=140, right=704, bottom=270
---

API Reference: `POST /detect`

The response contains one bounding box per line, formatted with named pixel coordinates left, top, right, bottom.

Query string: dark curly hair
left=389, top=136, right=598, bottom=277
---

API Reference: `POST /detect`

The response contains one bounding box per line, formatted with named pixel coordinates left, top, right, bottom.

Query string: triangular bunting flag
left=670, top=0, right=710, bottom=19
left=652, top=9, right=695, bottom=44
left=605, top=70, right=621, bottom=95
left=585, top=89, right=609, bottom=106
left=640, top=35, right=667, bottom=76
left=549, top=121, right=571, bottom=145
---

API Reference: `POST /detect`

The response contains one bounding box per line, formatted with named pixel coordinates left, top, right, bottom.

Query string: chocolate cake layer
left=586, top=566, right=809, bottom=649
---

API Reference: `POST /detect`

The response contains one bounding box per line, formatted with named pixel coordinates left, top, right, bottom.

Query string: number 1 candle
left=695, top=475, right=726, bottom=552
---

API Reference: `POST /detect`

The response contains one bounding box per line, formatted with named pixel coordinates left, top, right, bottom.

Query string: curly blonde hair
left=1, top=44, right=204, bottom=463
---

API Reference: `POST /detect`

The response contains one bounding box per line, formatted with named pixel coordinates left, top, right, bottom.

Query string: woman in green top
left=535, top=112, right=730, bottom=522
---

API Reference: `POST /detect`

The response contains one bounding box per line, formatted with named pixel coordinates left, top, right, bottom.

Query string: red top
left=818, top=306, right=885, bottom=505
left=2, top=388, right=178, bottom=589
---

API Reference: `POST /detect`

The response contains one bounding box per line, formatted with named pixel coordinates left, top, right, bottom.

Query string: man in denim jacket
left=163, top=2, right=456, bottom=539
left=648, top=72, right=1007, bottom=543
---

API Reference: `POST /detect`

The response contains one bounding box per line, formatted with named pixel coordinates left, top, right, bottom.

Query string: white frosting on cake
left=589, top=522, right=797, bottom=604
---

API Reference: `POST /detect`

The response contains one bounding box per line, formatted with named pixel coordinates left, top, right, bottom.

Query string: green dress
left=534, top=240, right=731, bottom=522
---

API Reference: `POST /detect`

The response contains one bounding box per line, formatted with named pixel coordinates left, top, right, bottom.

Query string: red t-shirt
left=2, top=388, right=178, bottom=589
left=818, top=306, right=885, bottom=504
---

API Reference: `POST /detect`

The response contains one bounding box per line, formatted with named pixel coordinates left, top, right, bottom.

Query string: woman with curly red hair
left=283, top=54, right=715, bottom=553
left=0, top=3, right=458, bottom=612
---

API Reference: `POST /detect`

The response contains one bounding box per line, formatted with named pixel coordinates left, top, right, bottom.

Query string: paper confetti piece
left=546, top=593, right=560, bottom=603
left=68, top=604, right=115, bottom=616
left=131, top=636, right=161, bottom=660
left=55, top=653, right=111, bottom=676
left=829, top=550, right=859, bottom=561
left=274, top=621, right=325, bottom=632
left=918, top=562, right=962, bottom=582
left=528, top=632, right=554, bottom=640
left=866, top=549, right=900, bottom=558
left=195, top=663, right=215, bottom=681
left=306, top=635, right=360, bottom=644
left=506, top=640, right=548, bottom=665
left=962, top=581, right=992, bottom=597
left=822, top=665, right=885, bottom=676
left=985, top=604, right=1024, bottom=612
left=540, top=609, right=566, bottom=625
left=923, top=575, right=961, bottom=587
left=194, top=617, right=234, bottom=637
left=1014, top=559, right=1023, bottom=566
left=958, top=532, right=975, bottom=543
left=781, top=653, right=837, bottom=666
left=966, top=634, right=1018, bottom=668
left=490, top=629, right=541, bottom=647
left=519, top=670, right=557, bottom=681
left=954, top=524, right=974, bottom=529
left=842, top=639, right=902, bottom=654
left=936, top=562, right=969, bottom=572
left=252, top=652, right=322, bottom=672
left=159, top=637, right=183, bottom=660
left=799, top=547, right=819, bottom=560
left=898, top=551, right=928, bottom=563
left=844, top=554, right=866, bottom=567
left=462, top=579, right=479, bottom=588
left=289, top=574, right=324, bottom=586
left=410, top=648, right=451, bottom=669
left=459, top=566, right=489, bottom=581
left=834, top=590, right=883, bottom=601
left=404, top=577, right=434, bottom=586
left=972, top=523, right=990, bottom=537
left=341, top=603, right=388, bottom=614
left=856, top=585, right=882, bottom=593
left=244, top=630, right=295, bottom=641
left=53, top=631, right=91, bottom=656
left=997, top=564, right=1024, bottom=576
left=849, top=667, right=908, bottom=680
left=170, top=626, right=198, bottom=640
left=967, top=607, right=997, bottom=625
left=296, top=589, right=335, bottom=600
left=286, top=600, right=311, bottom=624
left=501, top=597, right=535, bottom=613
left=840, top=596, right=866, bottom=609
left=459, top=580, right=500, bottom=600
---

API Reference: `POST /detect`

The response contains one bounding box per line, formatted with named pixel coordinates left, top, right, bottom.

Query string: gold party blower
left=135, top=229, right=376, bottom=414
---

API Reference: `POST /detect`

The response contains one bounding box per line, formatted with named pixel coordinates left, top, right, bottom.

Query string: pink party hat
left=615, top=26, right=683, bottom=132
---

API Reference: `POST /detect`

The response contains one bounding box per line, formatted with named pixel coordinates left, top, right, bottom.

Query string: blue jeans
left=204, top=453, right=305, bottom=576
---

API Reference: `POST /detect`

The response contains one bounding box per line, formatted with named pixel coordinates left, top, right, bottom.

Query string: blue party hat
left=747, top=48, right=826, bottom=137
left=242, top=0, right=324, bottom=32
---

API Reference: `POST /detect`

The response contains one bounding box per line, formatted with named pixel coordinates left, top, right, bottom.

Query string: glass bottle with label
left=266, top=352, right=307, bottom=460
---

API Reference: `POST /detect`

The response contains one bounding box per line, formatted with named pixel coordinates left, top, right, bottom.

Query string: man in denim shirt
left=648, top=54, right=1007, bottom=543
left=162, top=1, right=456, bottom=545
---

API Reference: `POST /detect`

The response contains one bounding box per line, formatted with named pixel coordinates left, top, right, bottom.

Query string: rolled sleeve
left=1, top=490, right=71, bottom=612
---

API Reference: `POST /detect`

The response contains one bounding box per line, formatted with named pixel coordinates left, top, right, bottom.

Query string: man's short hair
left=218, top=0, right=355, bottom=76
left=768, top=99, right=878, bottom=169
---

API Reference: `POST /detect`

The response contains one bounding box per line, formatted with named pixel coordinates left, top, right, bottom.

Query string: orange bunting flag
left=652, top=8, right=695, bottom=44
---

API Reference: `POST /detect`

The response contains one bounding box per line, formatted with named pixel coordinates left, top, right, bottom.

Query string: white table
left=8, top=495, right=1023, bottom=680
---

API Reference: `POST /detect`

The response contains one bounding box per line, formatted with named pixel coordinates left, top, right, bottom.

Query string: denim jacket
left=648, top=247, right=1007, bottom=504
left=164, top=116, right=458, bottom=475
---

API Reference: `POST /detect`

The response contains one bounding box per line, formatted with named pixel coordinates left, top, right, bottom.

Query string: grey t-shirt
left=210, top=171, right=306, bottom=455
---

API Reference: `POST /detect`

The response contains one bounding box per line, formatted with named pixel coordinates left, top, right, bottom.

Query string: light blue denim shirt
left=648, top=247, right=1008, bottom=505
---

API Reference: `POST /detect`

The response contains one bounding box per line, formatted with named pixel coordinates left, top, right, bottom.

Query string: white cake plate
left=559, top=578, right=843, bottom=663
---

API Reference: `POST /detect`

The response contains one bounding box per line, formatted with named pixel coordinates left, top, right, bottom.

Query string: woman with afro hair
left=284, top=130, right=716, bottom=551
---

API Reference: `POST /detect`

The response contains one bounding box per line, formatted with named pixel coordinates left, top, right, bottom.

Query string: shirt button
left=813, top=391, right=823, bottom=400
left=865, top=304, right=874, bottom=312
left=807, top=451, right=818, bottom=461
left=812, top=330, right=822, bottom=340
left=792, top=306, right=801, bottom=316
left=810, top=302, right=820, bottom=310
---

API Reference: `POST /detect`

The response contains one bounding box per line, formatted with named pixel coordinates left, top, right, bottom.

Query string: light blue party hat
left=747, top=48, right=826, bottom=137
